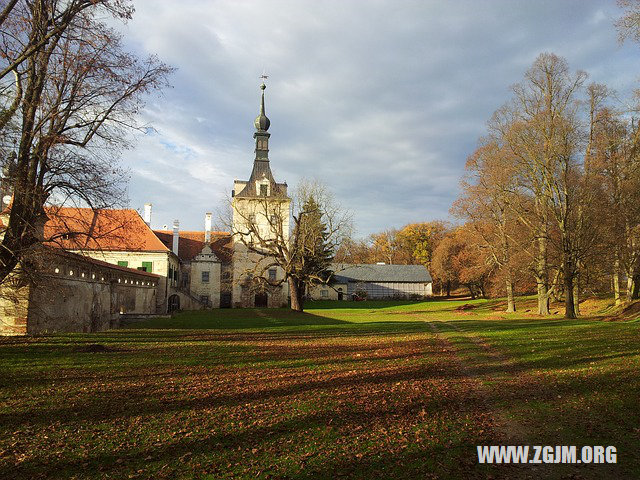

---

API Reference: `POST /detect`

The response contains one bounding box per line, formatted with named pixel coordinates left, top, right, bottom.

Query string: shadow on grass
left=0, top=372, right=490, bottom=479
left=123, top=309, right=352, bottom=330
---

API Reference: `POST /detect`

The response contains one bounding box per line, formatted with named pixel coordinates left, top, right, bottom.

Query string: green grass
left=1, top=297, right=639, bottom=479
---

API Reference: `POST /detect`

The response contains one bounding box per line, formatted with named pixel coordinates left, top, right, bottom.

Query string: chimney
left=143, top=203, right=152, bottom=226
left=172, top=220, right=179, bottom=255
left=205, top=212, right=212, bottom=243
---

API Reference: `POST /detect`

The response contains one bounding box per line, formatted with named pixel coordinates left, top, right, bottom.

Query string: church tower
left=231, top=82, right=291, bottom=307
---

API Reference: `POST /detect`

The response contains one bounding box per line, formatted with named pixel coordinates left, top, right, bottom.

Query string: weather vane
left=260, top=69, right=269, bottom=83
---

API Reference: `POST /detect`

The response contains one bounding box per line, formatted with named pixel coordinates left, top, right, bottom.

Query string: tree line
left=338, top=51, right=640, bottom=319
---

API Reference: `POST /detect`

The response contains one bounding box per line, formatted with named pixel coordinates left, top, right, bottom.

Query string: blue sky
left=113, top=0, right=639, bottom=236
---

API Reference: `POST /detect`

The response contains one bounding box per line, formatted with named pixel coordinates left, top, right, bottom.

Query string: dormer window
left=260, top=184, right=268, bottom=196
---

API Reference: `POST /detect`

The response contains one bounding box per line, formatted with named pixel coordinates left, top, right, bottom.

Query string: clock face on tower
left=2, top=195, right=11, bottom=206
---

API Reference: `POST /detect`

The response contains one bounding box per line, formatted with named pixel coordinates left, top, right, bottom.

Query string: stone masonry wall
left=0, top=249, right=160, bottom=336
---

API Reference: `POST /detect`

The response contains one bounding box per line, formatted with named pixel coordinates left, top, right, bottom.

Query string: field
left=1, top=297, right=639, bottom=479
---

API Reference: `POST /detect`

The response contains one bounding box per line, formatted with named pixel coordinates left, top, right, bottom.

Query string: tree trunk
left=632, top=274, right=640, bottom=300
left=288, top=277, right=304, bottom=312
left=626, top=274, right=634, bottom=303
left=536, top=234, right=550, bottom=315
left=467, top=285, right=476, bottom=299
left=573, top=281, right=580, bottom=317
left=505, top=277, right=516, bottom=313
left=613, top=255, right=621, bottom=306
left=446, top=280, right=451, bottom=297
left=564, top=260, right=577, bottom=319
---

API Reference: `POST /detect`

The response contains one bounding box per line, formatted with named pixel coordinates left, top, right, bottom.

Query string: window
left=270, top=214, right=278, bottom=225
left=200, top=295, right=209, bottom=306
left=202, top=271, right=210, bottom=283
left=268, top=268, right=277, bottom=281
left=248, top=214, right=256, bottom=224
left=321, top=290, right=329, bottom=298
left=141, top=261, right=153, bottom=272
left=260, top=184, right=268, bottom=196
left=117, top=261, right=128, bottom=267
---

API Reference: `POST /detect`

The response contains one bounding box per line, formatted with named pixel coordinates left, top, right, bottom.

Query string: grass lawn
left=1, top=297, right=639, bottom=479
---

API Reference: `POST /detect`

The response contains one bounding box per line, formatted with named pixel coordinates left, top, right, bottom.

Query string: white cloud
left=106, top=0, right=639, bottom=236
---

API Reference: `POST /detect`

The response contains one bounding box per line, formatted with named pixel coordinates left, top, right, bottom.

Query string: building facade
left=230, top=82, right=291, bottom=308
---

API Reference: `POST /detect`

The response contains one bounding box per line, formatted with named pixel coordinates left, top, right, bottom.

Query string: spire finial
left=254, top=73, right=270, bottom=131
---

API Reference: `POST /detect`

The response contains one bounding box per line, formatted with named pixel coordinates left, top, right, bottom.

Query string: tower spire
left=234, top=78, right=286, bottom=199
left=254, top=77, right=270, bottom=132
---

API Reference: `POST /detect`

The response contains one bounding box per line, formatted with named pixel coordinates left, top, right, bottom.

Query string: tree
left=431, top=232, right=458, bottom=297
left=616, top=0, right=640, bottom=43
left=292, top=195, right=334, bottom=300
left=591, top=107, right=640, bottom=303
left=369, top=229, right=412, bottom=265
left=334, top=236, right=374, bottom=264
left=396, top=221, right=449, bottom=269
left=0, top=0, right=172, bottom=285
left=453, top=141, right=524, bottom=312
left=489, top=53, right=600, bottom=318
left=431, top=226, right=491, bottom=299
left=231, top=181, right=351, bottom=312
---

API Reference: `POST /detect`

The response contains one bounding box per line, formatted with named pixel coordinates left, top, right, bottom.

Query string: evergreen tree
left=292, top=195, right=334, bottom=301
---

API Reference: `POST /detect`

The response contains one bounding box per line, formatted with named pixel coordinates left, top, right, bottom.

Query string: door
left=220, top=292, right=232, bottom=308
left=168, top=294, right=180, bottom=313
left=255, top=292, right=268, bottom=307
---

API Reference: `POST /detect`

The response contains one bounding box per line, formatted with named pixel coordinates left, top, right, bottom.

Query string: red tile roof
left=44, top=207, right=170, bottom=252
left=153, top=230, right=232, bottom=263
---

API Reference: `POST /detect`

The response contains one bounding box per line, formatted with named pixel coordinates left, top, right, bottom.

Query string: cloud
left=108, top=0, right=638, bottom=236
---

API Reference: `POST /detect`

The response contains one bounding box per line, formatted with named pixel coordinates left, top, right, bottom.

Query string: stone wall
left=0, top=248, right=159, bottom=336
left=67, top=249, right=178, bottom=314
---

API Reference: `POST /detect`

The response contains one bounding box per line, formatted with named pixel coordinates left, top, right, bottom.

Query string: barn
left=310, top=263, right=433, bottom=300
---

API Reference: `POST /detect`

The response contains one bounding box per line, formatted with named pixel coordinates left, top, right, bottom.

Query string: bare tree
left=0, top=0, right=172, bottom=284
left=453, top=140, right=523, bottom=312
left=489, top=53, right=593, bottom=318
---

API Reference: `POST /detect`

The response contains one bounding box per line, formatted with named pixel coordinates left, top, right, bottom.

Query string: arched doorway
left=220, top=292, right=232, bottom=308
left=168, top=294, right=180, bottom=313
left=337, top=288, right=344, bottom=301
left=255, top=292, right=268, bottom=307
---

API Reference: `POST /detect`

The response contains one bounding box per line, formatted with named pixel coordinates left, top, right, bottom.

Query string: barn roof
left=331, top=264, right=432, bottom=283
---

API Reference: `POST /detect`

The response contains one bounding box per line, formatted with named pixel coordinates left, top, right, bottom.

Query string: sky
left=112, top=0, right=639, bottom=237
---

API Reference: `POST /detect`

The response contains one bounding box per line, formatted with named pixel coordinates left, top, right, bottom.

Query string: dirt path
left=425, top=320, right=551, bottom=479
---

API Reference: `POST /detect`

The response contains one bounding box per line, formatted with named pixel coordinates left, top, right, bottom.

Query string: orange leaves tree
left=431, top=226, right=492, bottom=299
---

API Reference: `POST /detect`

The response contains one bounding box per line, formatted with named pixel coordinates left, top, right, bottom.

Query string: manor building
left=0, top=82, right=432, bottom=334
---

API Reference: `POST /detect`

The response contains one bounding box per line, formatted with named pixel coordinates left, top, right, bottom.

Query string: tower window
left=268, top=268, right=277, bottom=281
left=260, top=184, right=268, bottom=196
left=202, top=271, right=210, bottom=283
